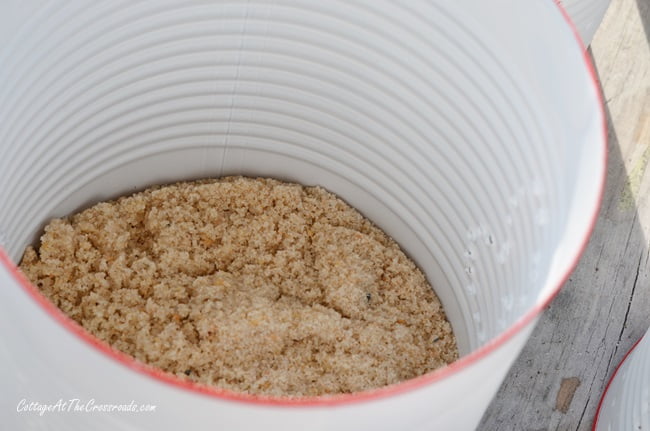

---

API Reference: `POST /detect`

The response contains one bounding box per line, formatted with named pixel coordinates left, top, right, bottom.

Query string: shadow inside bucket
left=478, top=48, right=649, bottom=430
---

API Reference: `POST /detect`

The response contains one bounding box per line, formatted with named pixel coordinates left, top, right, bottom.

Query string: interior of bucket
left=0, top=0, right=604, bottom=357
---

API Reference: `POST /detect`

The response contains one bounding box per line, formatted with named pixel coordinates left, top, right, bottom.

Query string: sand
left=19, top=176, right=458, bottom=396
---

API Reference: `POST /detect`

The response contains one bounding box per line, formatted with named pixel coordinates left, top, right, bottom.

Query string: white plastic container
left=594, top=329, right=650, bottom=431
left=0, top=1, right=605, bottom=430
left=560, top=0, right=612, bottom=45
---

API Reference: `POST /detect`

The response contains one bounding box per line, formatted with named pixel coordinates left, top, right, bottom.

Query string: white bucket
left=560, top=0, right=612, bottom=45
left=0, top=1, right=605, bottom=430
left=594, top=329, right=650, bottom=430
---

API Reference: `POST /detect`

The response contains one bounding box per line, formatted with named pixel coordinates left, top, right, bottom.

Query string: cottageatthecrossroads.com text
left=16, top=398, right=157, bottom=416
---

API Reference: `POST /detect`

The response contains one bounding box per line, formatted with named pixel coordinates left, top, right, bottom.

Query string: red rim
left=0, top=0, right=607, bottom=407
left=592, top=335, right=645, bottom=430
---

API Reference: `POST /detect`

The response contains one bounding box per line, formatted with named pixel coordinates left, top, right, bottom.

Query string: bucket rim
left=0, top=0, right=607, bottom=408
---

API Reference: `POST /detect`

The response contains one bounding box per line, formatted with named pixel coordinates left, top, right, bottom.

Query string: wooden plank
left=479, top=0, right=650, bottom=429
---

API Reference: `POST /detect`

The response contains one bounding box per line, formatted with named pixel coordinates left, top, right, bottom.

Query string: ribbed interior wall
left=0, top=0, right=584, bottom=355
left=560, top=0, right=611, bottom=44
left=597, top=332, right=650, bottom=430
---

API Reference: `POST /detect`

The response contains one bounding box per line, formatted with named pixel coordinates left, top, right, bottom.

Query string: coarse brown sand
left=19, top=176, right=458, bottom=396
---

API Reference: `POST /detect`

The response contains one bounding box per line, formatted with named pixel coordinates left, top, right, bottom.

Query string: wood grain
left=479, top=0, right=650, bottom=429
